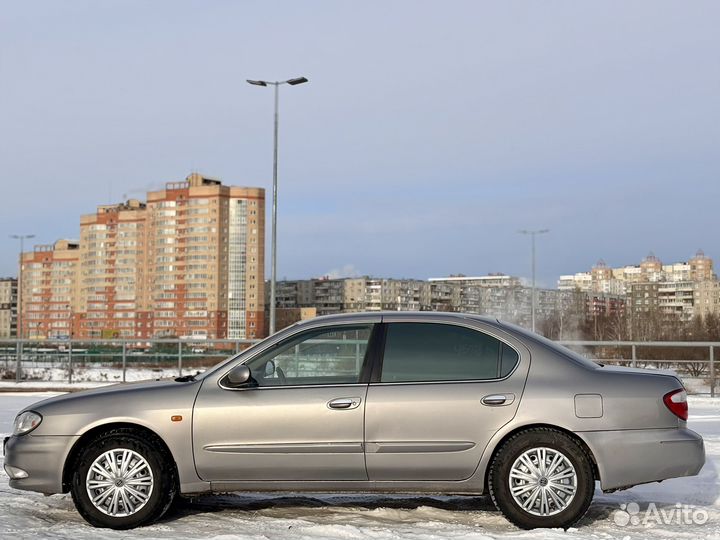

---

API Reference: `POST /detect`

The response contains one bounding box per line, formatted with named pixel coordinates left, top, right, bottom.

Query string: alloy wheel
left=508, top=446, right=577, bottom=516
left=85, top=448, right=155, bottom=517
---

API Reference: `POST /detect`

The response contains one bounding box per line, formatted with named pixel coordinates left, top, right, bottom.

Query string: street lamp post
left=10, top=234, right=35, bottom=382
left=518, top=229, right=549, bottom=333
left=247, top=76, right=308, bottom=336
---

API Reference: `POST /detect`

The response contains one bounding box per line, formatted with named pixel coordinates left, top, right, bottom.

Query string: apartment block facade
left=20, top=173, right=265, bottom=340
left=694, top=280, right=720, bottom=319
left=78, top=199, right=149, bottom=339
left=274, top=277, right=433, bottom=316
left=271, top=274, right=593, bottom=329
left=0, top=278, right=18, bottom=338
left=559, top=251, right=715, bottom=295
left=343, top=278, right=432, bottom=312
left=562, top=251, right=718, bottom=321
left=144, top=173, right=265, bottom=340
left=20, top=240, right=80, bottom=340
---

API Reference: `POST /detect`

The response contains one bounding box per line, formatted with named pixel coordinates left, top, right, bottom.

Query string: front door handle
left=327, top=397, right=361, bottom=410
left=481, top=393, right=515, bottom=406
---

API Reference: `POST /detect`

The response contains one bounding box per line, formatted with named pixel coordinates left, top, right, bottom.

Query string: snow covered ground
left=1, top=393, right=719, bottom=540
left=0, top=366, right=184, bottom=385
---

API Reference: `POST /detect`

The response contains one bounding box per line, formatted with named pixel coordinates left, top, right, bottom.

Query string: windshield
left=176, top=336, right=273, bottom=382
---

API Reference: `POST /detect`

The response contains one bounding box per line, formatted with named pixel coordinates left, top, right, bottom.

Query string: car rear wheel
left=488, top=428, right=594, bottom=529
left=70, top=428, right=176, bottom=529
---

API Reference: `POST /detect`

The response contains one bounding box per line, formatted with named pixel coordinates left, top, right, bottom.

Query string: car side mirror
left=225, top=365, right=255, bottom=388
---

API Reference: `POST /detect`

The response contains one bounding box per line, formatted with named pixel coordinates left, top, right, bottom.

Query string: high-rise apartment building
left=0, top=278, right=18, bottom=338
left=559, top=251, right=716, bottom=295
left=145, top=173, right=265, bottom=339
left=21, top=173, right=265, bottom=340
left=78, top=199, right=149, bottom=339
left=20, top=240, right=80, bottom=339
left=689, top=250, right=714, bottom=281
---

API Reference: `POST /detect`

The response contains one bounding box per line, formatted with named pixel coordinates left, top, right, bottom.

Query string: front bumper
left=579, top=427, right=705, bottom=491
left=3, top=434, right=78, bottom=494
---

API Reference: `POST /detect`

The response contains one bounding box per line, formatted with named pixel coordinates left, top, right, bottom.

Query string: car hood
left=23, top=378, right=198, bottom=416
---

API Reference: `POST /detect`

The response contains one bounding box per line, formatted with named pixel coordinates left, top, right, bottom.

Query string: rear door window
left=380, top=322, right=518, bottom=383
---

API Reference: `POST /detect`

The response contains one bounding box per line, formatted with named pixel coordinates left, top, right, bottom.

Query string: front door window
left=246, top=324, right=374, bottom=386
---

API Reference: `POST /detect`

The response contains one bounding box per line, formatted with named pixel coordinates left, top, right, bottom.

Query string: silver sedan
left=3, top=312, right=705, bottom=529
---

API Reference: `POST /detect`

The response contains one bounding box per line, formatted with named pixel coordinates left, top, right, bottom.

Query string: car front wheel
left=70, top=428, right=176, bottom=529
left=488, top=428, right=594, bottom=529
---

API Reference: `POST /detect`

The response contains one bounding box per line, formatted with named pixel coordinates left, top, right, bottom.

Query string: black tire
left=488, top=428, right=594, bottom=529
left=70, top=428, right=177, bottom=529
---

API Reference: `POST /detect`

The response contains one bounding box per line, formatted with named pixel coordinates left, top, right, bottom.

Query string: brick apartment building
left=0, top=278, right=18, bottom=338
left=20, top=173, right=265, bottom=340
left=20, top=240, right=80, bottom=340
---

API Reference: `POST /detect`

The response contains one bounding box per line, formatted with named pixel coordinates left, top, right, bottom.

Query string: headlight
left=13, top=411, right=42, bottom=436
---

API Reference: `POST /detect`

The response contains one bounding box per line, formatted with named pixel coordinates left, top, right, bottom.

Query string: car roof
left=295, top=311, right=500, bottom=326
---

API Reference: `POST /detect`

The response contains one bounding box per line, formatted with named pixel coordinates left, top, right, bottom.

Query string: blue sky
left=1, top=1, right=719, bottom=286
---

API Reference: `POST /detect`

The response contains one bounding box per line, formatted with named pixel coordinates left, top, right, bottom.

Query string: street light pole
left=10, top=233, right=35, bottom=382
left=518, top=229, right=549, bottom=333
left=247, top=76, right=308, bottom=336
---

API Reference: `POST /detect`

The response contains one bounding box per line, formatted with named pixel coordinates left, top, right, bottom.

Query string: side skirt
left=201, top=480, right=486, bottom=495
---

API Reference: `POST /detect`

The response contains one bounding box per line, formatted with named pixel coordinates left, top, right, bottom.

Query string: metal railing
left=0, top=338, right=718, bottom=396
left=0, top=338, right=259, bottom=385
left=559, top=340, right=717, bottom=397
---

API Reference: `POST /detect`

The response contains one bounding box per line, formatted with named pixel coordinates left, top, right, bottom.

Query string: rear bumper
left=3, top=434, right=78, bottom=494
left=578, top=428, right=705, bottom=491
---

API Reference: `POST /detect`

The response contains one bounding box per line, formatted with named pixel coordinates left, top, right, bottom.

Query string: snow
left=0, top=366, right=182, bottom=385
left=1, top=394, right=719, bottom=539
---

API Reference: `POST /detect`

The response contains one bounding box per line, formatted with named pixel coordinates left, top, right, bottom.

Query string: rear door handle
left=481, top=393, right=515, bottom=406
left=327, top=397, right=361, bottom=410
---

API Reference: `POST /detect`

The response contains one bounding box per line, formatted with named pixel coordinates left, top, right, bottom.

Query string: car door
left=193, top=322, right=378, bottom=481
left=364, top=317, right=530, bottom=481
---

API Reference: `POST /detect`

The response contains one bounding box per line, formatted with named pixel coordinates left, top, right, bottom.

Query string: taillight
left=663, top=389, right=688, bottom=421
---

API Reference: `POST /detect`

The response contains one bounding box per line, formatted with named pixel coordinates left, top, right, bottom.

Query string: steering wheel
left=276, top=366, right=287, bottom=385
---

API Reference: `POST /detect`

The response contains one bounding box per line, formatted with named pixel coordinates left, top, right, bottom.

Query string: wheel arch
left=481, top=423, right=600, bottom=492
left=61, top=422, right=178, bottom=493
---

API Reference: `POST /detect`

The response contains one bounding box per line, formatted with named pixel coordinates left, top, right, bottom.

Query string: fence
left=0, top=338, right=717, bottom=396
left=0, top=338, right=259, bottom=385
left=559, top=340, right=717, bottom=397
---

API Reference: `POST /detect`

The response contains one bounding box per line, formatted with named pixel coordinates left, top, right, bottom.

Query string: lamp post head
left=247, top=77, right=308, bottom=88
left=286, top=76, right=309, bottom=86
